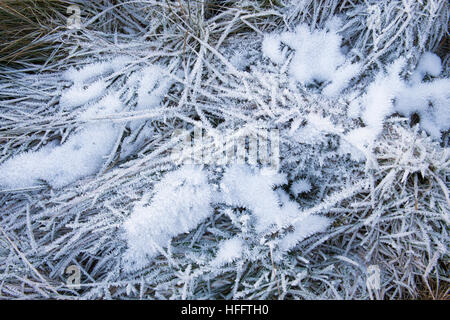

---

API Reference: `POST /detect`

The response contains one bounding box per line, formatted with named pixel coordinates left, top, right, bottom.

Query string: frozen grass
left=0, top=0, right=448, bottom=299
left=0, top=0, right=71, bottom=68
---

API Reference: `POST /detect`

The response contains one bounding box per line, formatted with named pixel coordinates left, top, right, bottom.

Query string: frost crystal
left=123, top=166, right=212, bottom=271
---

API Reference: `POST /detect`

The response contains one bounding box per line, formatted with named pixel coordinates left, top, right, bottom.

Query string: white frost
left=0, top=93, right=123, bottom=189
left=0, top=123, right=119, bottom=189
left=220, top=165, right=330, bottom=243
left=59, top=80, right=107, bottom=109
left=212, top=237, right=244, bottom=266
left=262, top=33, right=285, bottom=64
left=410, top=51, right=442, bottom=84
left=137, top=65, right=172, bottom=110
left=291, top=179, right=312, bottom=196
left=123, top=166, right=213, bottom=272
left=220, top=165, right=287, bottom=232
left=263, top=23, right=361, bottom=96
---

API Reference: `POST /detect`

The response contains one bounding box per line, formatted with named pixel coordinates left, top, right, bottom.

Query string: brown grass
left=417, top=271, right=450, bottom=300
left=0, top=0, right=69, bottom=66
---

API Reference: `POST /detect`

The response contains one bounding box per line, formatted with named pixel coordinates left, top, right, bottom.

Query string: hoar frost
left=346, top=52, right=449, bottom=156
left=220, top=165, right=330, bottom=252
left=0, top=58, right=175, bottom=189
left=262, top=21, right=361, bottom=97
left=211, top=237, right=244, bottom=267
left=0, top=94, right=123, bottom=189
left=123, top=164, right=331, bottom=271
left=123, top=165, right=213, bottom=272
left=291, top=179, right=312, bottom=197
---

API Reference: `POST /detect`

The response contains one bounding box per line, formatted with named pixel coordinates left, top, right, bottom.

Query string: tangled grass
left=0, top=0, right=448, bottom=299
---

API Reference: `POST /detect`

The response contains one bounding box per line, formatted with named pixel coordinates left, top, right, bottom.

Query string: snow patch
left=344, top=53, right=449, bottom=153
left=410, top=51, right=442, bottom=84
left=278, top=214, right=331, bottom=252
left=263, top=23, right=361, bottom=97
left=291, top=179, right=312, bottom=196
left=0, top=123, right=119, bottom=189
left=123, top=166, right=213, bottom=272
left=262, top=33, right=285, bottom=64
left=0, top=93, right=124, bottom=189
left=212, top=237, right=244, bottom=266
left=137, top=65, right=172, bottom=110
left=220, top=165, right=287, bottom=233
left=60, top=80, right=107, bottom=109
left=62, top=56, right=132, bottom=84
left=220, top=165, right=330, bottom=243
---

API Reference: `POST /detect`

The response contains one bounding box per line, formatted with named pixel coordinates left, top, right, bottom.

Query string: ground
left=0, top=0, right=448, bottom=300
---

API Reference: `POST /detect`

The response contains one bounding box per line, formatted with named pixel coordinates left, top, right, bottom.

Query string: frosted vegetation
left=0, top=0, right=448, bottom=299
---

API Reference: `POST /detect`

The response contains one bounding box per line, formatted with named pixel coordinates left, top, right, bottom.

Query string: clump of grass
left=0, top=0, right=70, bottom=67
left=0, top=0, right=448, bottom=300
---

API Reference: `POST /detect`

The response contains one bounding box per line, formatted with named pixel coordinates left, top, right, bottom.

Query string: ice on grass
left=410, top=52, right=442, bottom=84
left=345, top=53, right=449, bottom=151
left=119, top=65, right=173, bottom=160
left=59, top=80, right=107, bottom=109
left=395, top=78, right=450, bottom=138
left=343, top=58, right=406, bottom=154
left=262, top=33, right=285, bottom=64
left=229, top=49, right=249, bottom=71
left=220, top=165, right=287, bottom=233
left=277, top=214, right=331, bottom=253
left=291, top=179, right=312, bottom=197
left=292, top=113, right=343, bottom=145
left=394, top=53, right=449, bottom=139
left=0, top=94, right=124, bottom=189
left=137, top=65, right=172, bottom=110
left=122, top=164, right=330, bottom=271
left=0, top=123, right=119, bottom=189
left=263, top=23, right=361, bottom=96
left=275, top=189, right=331, bottom=253
left=342, top=127, right=378, bottom=160
left=322, top=61, right=362, bottom=97
left=60, top=56, right=133, bottom=110
left=123, top=166, right=213, bottom=272
left=211, top=237, right=244, bottom=266
left=78, top=93, right=123, bottom=121
left=220, top=165, right=330, bottom=244
left=62, top=56, right=132, bottom=84
left=361, top=58, right=406, bottom=131
left=281, top=24, right=345, bottom=84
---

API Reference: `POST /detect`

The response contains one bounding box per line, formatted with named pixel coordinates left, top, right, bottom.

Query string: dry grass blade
left=0, top=0, right=69, bottom=66
left=0, top=0, right=448, bottom=300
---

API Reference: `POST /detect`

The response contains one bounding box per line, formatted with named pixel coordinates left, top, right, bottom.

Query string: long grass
left=0, top=0, right=72, bottom=69
left=0, top=0, right=448, bottom=299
